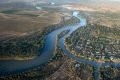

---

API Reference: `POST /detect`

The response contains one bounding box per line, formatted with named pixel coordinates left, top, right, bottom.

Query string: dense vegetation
left=0, top=17, right=80, bottom=58
left=18, top=13, right=39, bottom=17
left=58, top=30, right=70, bottom=39
left=0, top=9, right=39, bottom=17
left=66, top=24, right=120, bottom=61
left=0, top=10, right=18, bottom=14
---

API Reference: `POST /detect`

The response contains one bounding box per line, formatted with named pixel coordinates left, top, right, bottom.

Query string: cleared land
left=0, top=10, right=61, bottom=37
left=84, top=11, right=120, bottom=28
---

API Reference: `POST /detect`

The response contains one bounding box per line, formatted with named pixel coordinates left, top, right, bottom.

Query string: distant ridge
left=0, top=0, right=120, bottom=3
left=0, top=0, right=119, bottom=9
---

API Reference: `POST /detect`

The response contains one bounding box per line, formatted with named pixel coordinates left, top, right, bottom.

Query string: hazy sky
left=0, top=0, right=120, bottom=3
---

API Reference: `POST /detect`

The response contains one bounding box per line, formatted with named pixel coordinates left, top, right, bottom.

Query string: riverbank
left=0, top=56, right=36, bottom=60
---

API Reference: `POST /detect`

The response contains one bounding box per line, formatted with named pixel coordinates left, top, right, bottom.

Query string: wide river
left=0, top=11, right=120, bottom=80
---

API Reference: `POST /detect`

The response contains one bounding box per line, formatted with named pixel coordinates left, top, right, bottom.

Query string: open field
left=82, top=11, right=120, bottom=28
left=0, top=9, right=62, bottom=37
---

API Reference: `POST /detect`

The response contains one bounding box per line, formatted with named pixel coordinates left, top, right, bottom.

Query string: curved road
left=0, top=11, right=120, bottom=80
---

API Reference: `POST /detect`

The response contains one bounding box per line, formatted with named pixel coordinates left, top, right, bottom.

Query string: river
left=0, top=11, right=86, bottom=74
left=0, top=11, right=120, bottom=80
